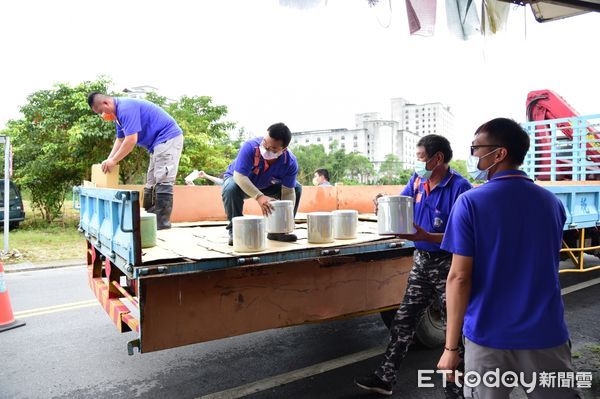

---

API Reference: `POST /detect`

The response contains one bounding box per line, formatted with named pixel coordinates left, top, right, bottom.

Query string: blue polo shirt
left=224, top=137, right=298, bottom=190
left=401, top=169, right=471, bottom=252
left=114, top=97, right=182, bottom=153
left=441, top=170, right=569, bottom=350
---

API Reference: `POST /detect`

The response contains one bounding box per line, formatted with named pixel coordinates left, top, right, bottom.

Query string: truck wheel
left=9, top=221, right=19, bottom=230
left=379, top=303, right=445, bottom=348
left=415, top=303, right=445, bottom=348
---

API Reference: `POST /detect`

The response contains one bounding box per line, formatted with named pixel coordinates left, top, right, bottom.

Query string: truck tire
left=379, top=303, right=445, bottom=348
left=9, top=221, right=20, bottom=230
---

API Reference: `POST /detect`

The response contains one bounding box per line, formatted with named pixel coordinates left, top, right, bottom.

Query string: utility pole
left=0, top=136, right=10, bottom=254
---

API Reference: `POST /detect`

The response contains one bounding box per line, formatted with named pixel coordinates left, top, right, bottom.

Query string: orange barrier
left=0, top=261, right=25, bottom=332
left=166, top=185, right=406, bottom=222
left=114, top=181, right=595, bottom=223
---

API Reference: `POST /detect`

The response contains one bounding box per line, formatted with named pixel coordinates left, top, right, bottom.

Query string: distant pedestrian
left=313, top=169, right=331, bottom=186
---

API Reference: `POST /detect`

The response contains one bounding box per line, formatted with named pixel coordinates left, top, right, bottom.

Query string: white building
left=391, top=97, right=454, bottom=139
left=291, top=97, right=453, bottom=171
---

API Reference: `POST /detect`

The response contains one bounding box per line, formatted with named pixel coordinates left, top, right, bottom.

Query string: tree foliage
left=2, top=78, right=238, bottom=222
left=378, top=153, right=413, bottom=185
left=292, top=141, right=374, bottom=185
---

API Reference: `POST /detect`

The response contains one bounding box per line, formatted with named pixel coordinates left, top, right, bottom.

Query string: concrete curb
left=4, top=259, right=86, bottom=273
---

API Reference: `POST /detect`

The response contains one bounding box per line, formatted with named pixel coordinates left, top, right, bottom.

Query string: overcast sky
left=1, top=0, right=598, bottom=159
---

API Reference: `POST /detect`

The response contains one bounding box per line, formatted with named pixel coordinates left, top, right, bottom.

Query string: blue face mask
left=414, top=159, right=433, bottom=179
left=467, top=148, right=500, bottom=181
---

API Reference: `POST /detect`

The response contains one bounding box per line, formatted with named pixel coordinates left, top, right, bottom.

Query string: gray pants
left=464, top=338, right=581, bottom=399
left=145, top=134, right=184, bottom=193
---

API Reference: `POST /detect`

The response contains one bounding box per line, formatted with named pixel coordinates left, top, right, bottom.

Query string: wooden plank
left=139, top=250, right=414, bottom=353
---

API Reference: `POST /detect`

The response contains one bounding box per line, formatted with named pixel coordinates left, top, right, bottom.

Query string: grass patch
left=1, top=199, right=84, bottom=264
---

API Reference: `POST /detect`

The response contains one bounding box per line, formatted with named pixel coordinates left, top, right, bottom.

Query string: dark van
left=0, top=181, right=25, bottom=229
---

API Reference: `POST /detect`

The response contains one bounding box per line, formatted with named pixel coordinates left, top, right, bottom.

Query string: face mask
left=467, top=148, right=500, bottom=181
left=260, top=145, right=282, bottom=160
left=414, top=159, right=433, bottom=179
left=101, top=112, right=116, bottom=122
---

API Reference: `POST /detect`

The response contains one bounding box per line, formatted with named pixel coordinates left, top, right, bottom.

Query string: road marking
left=197, top=346, right=386, bottom=399
left=13, top=299, right=98, bottom=318
left=199, top=280, right=600, bottom=399
left=561, top=277, right=600, bottom=295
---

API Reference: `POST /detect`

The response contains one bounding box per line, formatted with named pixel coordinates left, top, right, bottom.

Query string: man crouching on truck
left=355, top=134, right=471, bottom=398
left=221, top=123, right=302, bottom=246
left=87, top=92, right=184, bottom=230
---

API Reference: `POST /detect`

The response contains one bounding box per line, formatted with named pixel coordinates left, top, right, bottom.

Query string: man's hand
left=437, top=349, right=461, bottom=383
left=256, top=195, right=276, bottom=216
left=199, top=170, right=207, bottom=179
left=373, top=193, right=384, bottom=214
left=396, top=223, right=431, bottom=242
left=101, top=158, right=117, bottom=173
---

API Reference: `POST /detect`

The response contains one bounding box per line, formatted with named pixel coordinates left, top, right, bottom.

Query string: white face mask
left=467, top=148, right=500, bottom=181
left=260, top=145, right=282, bottom=160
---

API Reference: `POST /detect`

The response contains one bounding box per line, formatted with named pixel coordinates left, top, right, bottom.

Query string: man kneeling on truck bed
left=222, top=123, right=302, bottom=246
left=87, top=92, right=184, bottom=230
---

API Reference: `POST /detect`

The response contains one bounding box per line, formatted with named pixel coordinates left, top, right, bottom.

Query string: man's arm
left=110, top=133, right=137, bottom=163
left=396, top=225, right=443, bottom=243
left=281, top=186, right=296, bottom=205
left=101, top=134, right=137, bottom=173
left=108, top=138, right=123, bottom=159
left=437, top=254, right=473, bottom=376
left=233, top=171, right=275, bottom=215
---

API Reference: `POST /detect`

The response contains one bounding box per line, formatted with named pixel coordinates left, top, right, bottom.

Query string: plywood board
left=139, top=220, right=391, bottom=263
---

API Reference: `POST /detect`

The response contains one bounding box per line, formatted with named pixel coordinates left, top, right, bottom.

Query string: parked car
left=0, top=181, right=25, bottom=229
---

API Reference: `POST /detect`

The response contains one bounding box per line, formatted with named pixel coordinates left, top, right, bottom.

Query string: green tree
left=3, top=78, right=115, bottom=222
left=292, top=144, right=329, bottom=185
left=292, top=141, right=375, bottom=185
left=378, top=154, right=413, bottom=185
left=2, top=78, right=239, bottom=222
left=449, top=159, right=468, bottom=179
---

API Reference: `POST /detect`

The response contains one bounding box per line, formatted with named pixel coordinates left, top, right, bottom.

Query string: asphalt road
left=1, top=263, right=599, bottom=399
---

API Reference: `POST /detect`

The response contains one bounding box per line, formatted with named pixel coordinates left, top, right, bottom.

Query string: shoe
left=143, top=187, right=155, bottom=213
left=154, top=190, right=173, bottom=230
left=228, top=235, right=233, bottom=246
left=267, top=233, right=298, bottom=242
left=354, top=374, right=393, bottom=396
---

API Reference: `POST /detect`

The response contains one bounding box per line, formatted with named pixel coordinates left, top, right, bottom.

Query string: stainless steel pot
left=266, top=200, right=294, bottom=234
left=307, top=212, right=334, bottom=243
left=377, top=195, right=414, bottom=235
left=332, top=209, right=358, bottom=239
left=233, top=216, right=266, bottom=252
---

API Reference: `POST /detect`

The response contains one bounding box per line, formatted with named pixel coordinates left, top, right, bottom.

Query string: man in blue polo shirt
left=88, top=92, right=184, bottom=230
left=222, top=123, right=302, bottom=246
left=356, top=135, right=471, bottom=398
left=438, top=118, right=579, bottom=398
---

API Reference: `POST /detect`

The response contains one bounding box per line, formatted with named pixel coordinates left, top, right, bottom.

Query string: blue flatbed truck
left=75, top=114, right=600, bottom=354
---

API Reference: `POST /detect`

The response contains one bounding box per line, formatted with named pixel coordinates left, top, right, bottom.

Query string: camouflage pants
left=375, top=249, right=465, bottom=399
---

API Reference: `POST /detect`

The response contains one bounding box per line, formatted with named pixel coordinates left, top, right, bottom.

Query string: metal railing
left=521, top=114, right=600, bottom=181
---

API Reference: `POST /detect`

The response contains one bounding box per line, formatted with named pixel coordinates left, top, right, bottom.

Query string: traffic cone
left=0, top=261, right=25, bottom=332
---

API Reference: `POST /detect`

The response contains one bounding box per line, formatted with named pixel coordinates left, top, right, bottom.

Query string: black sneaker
left=267, top=233, right=298, bottom=242
left=228, top=235, right=233, bottom=246
left=354, top=374, right=393, bottom=396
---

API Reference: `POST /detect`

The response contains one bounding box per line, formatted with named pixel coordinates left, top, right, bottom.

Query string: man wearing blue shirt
left=88, top=92, right=184, bottom=229
left=313, top=169, right=332, bottom=186
left=356, top=135, right=471, bottom=398
left=222, top=123, right=302, bottom=246
left=438, top=118, right=579, bottom=398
